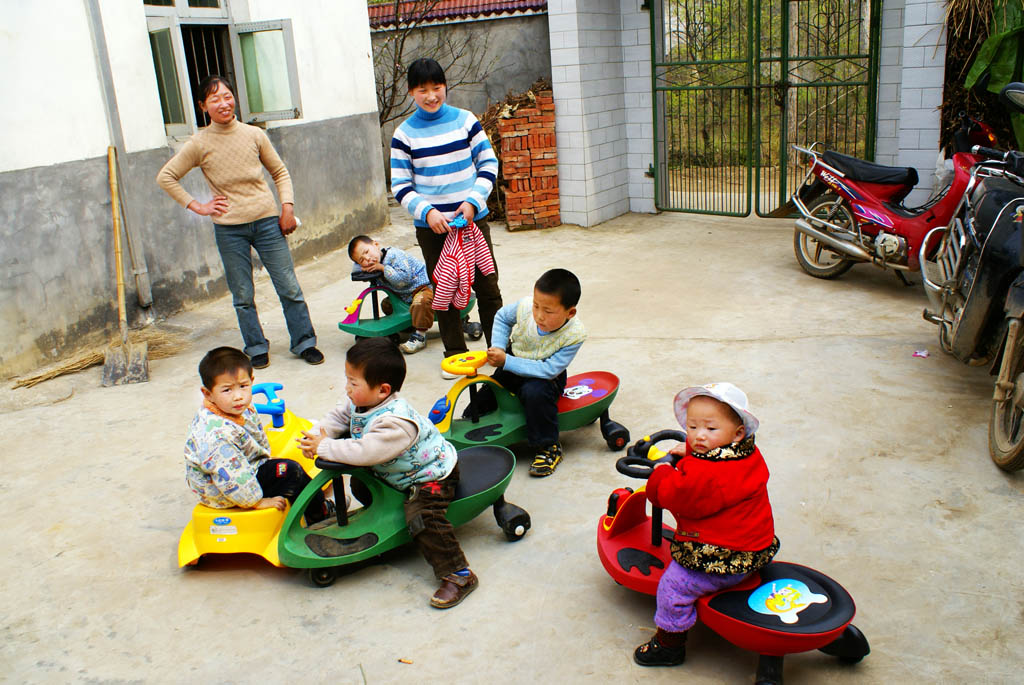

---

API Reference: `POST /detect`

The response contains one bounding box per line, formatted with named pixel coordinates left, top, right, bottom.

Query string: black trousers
left=416, top=218, right=503, bottom=356
left=490, top=367, right=568, bottom=449
left=256, top=458, right=329, bottom=524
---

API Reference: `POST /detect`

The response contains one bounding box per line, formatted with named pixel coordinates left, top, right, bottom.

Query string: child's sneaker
left=529, top=443, right=563, bottom=477
left=400, top=332, right=426, bottom=354
left=463, top=321, right=483, bottom=340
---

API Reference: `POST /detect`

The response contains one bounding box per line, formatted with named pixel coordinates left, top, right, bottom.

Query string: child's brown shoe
left=430, top=569, right=478, bottom=609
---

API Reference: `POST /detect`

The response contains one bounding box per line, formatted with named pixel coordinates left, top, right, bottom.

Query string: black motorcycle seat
left=823, top=150, right=918, bottom=187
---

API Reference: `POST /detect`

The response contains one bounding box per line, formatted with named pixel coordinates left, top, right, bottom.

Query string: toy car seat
left=178, top=504, right=287, bottom=567
left=697, top=561, right=870, bottom=684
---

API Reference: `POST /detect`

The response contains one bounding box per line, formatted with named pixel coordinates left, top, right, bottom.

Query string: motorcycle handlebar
left=972, top=145, right=1006, bottom=160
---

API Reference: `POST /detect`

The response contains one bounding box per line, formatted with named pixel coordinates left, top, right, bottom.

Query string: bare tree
left=372, top=0, right=497, bottom=127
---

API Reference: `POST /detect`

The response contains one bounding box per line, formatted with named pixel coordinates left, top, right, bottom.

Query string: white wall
left=100, top=0, right=174, bottom=154
left=249, top=0, right=378, bottom=126
left=548, top=0, right=632, bottom=227
left=875, top=0, right=904, bottom=166
left=896, top=0, right=946, bottom=205
left=0, top=4, right=111, bottom=172
left=0, top=0, right=378, bottom=174
left=621, top=0, right=654, bottom=213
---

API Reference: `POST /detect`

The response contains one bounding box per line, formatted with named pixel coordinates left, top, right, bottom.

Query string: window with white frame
left=144, top=0, right=302, bottom=137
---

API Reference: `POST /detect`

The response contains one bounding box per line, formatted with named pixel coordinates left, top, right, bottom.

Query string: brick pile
left=495, top=90, right=560, bottom=230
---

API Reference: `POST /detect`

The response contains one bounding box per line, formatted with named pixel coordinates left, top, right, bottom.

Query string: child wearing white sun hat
left=633, top=382, right=779, bottom=668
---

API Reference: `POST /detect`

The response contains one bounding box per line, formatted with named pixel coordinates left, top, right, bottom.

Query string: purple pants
left=654, top=561, right=749, bottom=632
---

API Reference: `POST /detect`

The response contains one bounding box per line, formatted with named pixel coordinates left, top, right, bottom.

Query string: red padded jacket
left=646, top=444, right=775, bottom=552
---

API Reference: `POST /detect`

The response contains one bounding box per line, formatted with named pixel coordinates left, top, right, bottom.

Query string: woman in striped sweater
left=390, top=58, right=503, bottom=374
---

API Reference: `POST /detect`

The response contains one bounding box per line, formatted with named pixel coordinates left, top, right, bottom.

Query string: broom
left=101, top=146, right=150, bottom=386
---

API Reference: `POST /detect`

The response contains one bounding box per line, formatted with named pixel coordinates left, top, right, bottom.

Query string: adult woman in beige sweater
left=157, top=75, right=322, bottom=368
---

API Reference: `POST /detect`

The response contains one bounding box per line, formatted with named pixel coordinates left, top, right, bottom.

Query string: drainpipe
left=84, top=0, right=154, bottom=309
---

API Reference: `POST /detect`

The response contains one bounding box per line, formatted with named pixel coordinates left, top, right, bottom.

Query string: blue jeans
left=213, top=216, right=316, bottom=357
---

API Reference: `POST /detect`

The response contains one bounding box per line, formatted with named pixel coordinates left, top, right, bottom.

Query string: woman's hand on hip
left=189, top=196, right=229, bottom=217
left=279, top=203, right=297, bottom=236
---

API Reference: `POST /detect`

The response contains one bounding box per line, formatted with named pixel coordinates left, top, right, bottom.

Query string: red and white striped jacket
left=432, top=222, right=496, bottom=310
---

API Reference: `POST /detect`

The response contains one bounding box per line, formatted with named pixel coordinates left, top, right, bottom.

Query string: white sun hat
left=673, top=382, right=759, bottom=438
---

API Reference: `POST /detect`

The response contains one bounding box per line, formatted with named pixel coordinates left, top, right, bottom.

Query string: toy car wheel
left=309, top=567, right=338, bottom=588
left=502, top=512, right=531, bottom=541
left=605, top=427, right=629, bottom=451
left=493, top=498, right=531, bottom=541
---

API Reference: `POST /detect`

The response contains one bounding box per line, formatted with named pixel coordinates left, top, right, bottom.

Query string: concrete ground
left=2, top=208, right=1021, bottom=684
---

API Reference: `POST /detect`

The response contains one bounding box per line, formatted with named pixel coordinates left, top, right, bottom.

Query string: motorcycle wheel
left=989, top=330, right=1024, bottom=471
left=793, top=194, right=857, bottom=279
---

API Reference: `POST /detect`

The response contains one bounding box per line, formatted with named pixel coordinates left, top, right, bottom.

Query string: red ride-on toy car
left=597, top=431, right=869, bottom=684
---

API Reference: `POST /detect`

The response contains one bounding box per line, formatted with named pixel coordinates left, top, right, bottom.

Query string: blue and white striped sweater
left=391, top=104, right=498, bottom=227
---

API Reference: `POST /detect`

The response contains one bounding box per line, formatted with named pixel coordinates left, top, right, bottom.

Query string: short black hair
left=347, top=235, right=373, bottom=260
left=407, top=57, right=447, bottom=90
left=196, top=74, right=235, bottom=104
left=199, top=346, right=252, bottom=389
left=535, top=268, right=581, bottom=308
left=346, top=337, right=406, bottom=392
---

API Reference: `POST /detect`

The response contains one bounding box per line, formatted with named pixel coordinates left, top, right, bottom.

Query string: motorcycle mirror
left=999, top=82, right=1024, bottom=114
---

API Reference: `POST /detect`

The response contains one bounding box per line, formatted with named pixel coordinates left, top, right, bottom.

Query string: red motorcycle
left=786, top=115, right=998, bottom=281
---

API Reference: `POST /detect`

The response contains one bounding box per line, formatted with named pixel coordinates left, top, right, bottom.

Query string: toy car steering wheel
left=441, top=350, right=488, bottom=376
left=615, top=429, right=687, bottom=479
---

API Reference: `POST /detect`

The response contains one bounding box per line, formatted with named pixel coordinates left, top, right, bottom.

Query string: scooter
left=597, top=432, right=869, bottom=684
left=338, top=270, right=481, bottom=342
left=921, top=82, right=1024, bottom=472
left=177, top=383, right=321, bottom=568
left=279, top=445, right=531, bottom=587
left=786, top=114, right=996, bottom=281
left=427, top=351, right=630, bottom=451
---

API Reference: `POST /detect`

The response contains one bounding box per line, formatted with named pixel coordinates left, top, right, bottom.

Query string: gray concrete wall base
left=1, top=112, right=387, bottom=379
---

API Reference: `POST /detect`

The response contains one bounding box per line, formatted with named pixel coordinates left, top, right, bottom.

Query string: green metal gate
left=650, top=0, right=881, bottom=216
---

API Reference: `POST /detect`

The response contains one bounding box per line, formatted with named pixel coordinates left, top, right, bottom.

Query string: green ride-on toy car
left=426, top=351, right=630, bottom=451
left=338, top=270, right=482, bottom=342
left=278, top=443, right=531, bottom=587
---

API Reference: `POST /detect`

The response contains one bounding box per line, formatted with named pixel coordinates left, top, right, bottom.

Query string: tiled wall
left=895, top=0, right=947, bottom=204
left=547, top=0, right=653, bottom=226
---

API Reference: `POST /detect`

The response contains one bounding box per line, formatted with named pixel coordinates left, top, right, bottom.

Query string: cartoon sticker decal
left=563, top=384, right=593, bottom=400
left=563, top=378, right=608, bottom=401
left=747, top=579, right=828, bottom=624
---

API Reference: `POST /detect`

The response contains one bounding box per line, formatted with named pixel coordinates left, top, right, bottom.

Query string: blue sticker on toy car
left=213, top=516, right=232, bottom=525
left=747, top=579, right=828, bottom=624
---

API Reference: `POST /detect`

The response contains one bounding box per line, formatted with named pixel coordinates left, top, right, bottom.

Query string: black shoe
left=464, top=321, right=483, bottom=340
left=633, top=635, right=686, bottom=667
left=301, top=347, right=325, bottom=365
left=529, top=444, right=563, bottom=477
left=250, top=353, right=270, bottom=369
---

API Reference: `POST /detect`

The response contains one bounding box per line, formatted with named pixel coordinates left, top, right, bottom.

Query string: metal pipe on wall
left=84, top=0, right=154, bottom=309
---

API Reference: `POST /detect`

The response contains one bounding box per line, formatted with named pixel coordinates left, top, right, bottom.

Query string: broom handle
left=108, top=146, right=128, bottom=345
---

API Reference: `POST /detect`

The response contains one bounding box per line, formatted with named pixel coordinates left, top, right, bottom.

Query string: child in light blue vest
left=482, top=268, right=586, bottom=477
left=298, top=337, right=477, bottom=609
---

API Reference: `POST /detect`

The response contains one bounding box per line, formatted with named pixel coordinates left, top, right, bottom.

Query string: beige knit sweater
left=156, top=118, right=294, bottom=226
